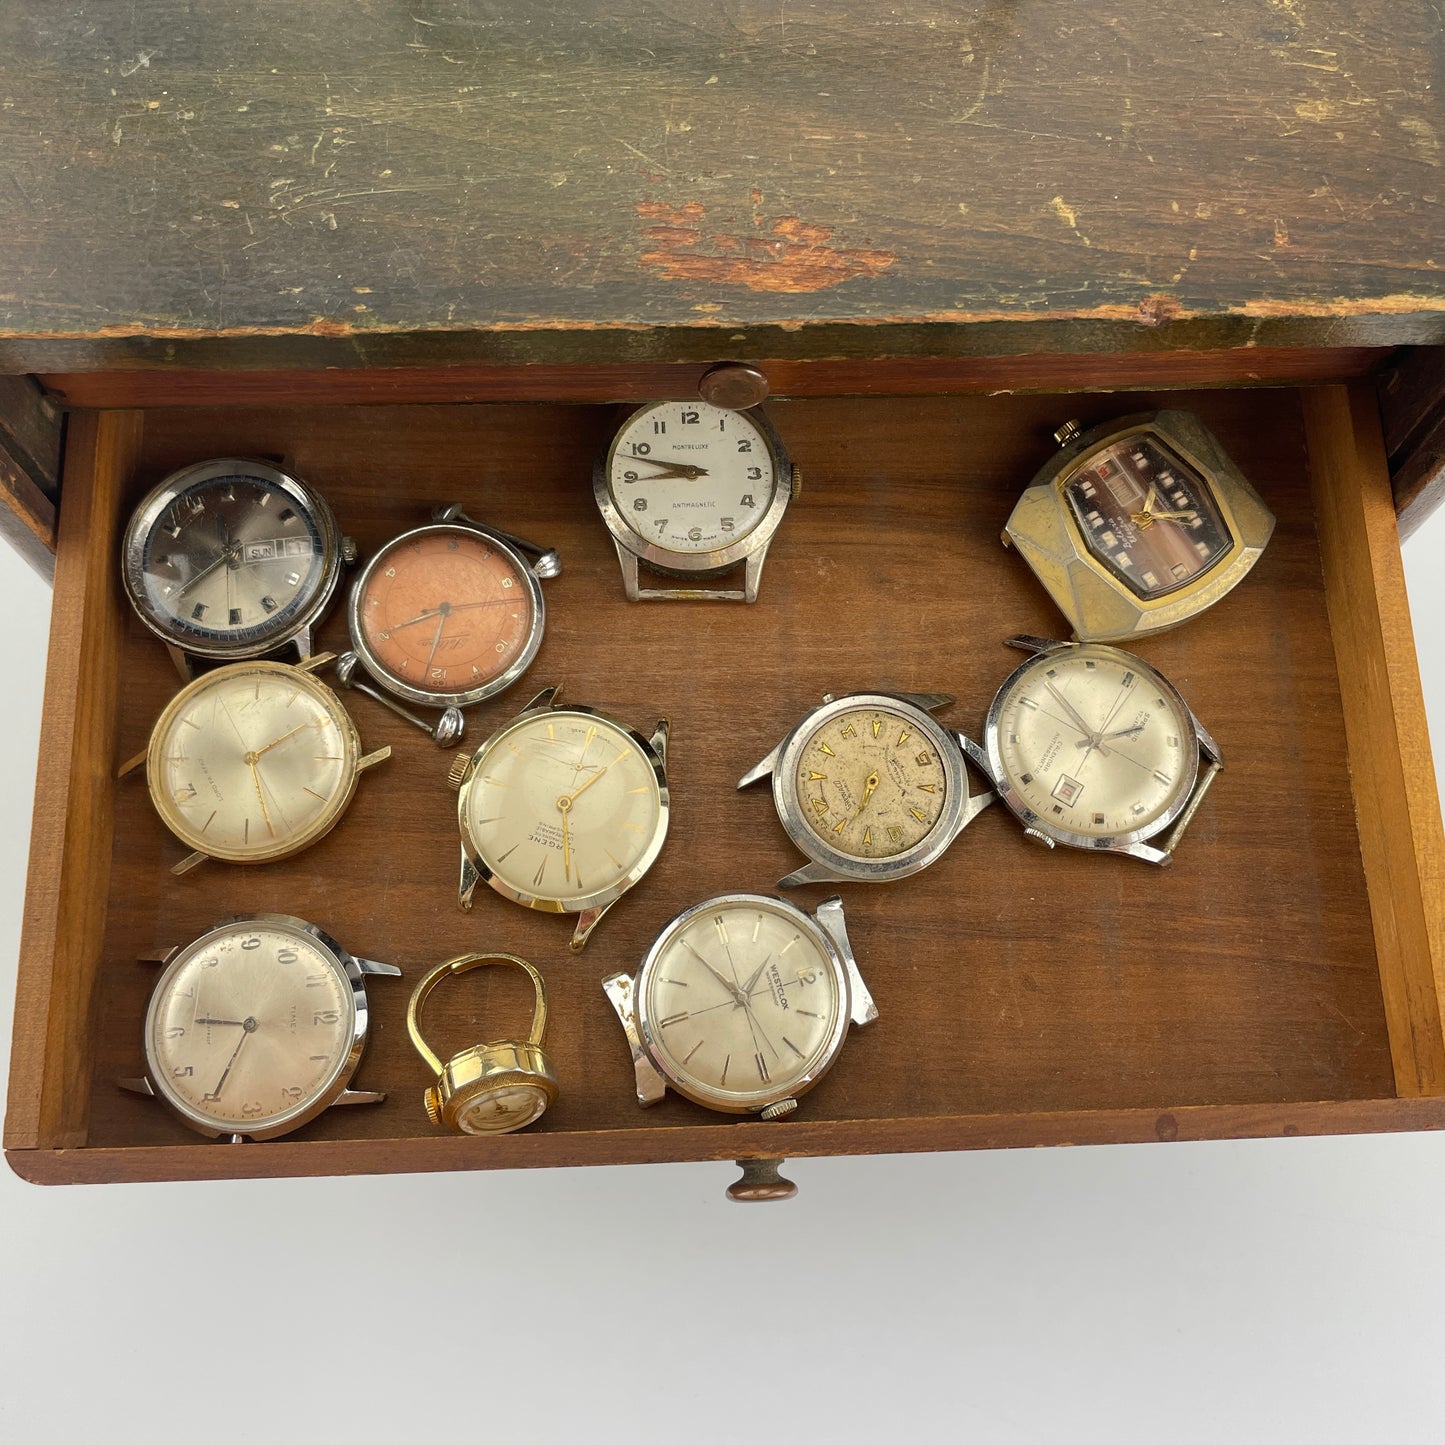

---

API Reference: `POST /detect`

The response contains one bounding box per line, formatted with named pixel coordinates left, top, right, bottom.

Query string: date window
left=1051, top=773, right=1085, bottom=807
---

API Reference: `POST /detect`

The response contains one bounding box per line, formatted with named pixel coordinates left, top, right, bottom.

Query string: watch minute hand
left=622, top=453, right=711, bottom=479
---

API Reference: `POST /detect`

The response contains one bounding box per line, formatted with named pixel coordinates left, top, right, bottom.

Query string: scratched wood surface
left=0, top=3, right=1440, bottom=373
left=26, top=389, right=1397, bottom=1171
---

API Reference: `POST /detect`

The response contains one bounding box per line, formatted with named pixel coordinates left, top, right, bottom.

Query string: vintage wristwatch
left=122, top=457, right=355, bottom=680
left=960, top=635, right=1223, bottom=864
left=119, top=914, right=401, bottom=1142
left=336, top=504, right=559, bottom=745
left=446, top=685, right=670, bottom=950
left=119, top=652, right=390, bottom=875
left=592, top=398, right=799, bottom=601
left=602, top=893, right=877, bottom=1117
left=738, top=690, right=994, bottom=887
left=1002, top=410, right=1275, bottom=642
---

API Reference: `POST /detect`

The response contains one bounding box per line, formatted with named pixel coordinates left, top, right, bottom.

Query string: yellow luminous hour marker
left=812, top=797, right=829, bottom=814
left=780, top=936, right=798, bottom=955
left=897, top=728, right=912, bottom=746
left=909, top=807, right=927, bottom=823
left=818, top=742, right=835, bottom=757
left=547, top=722, right=555, bottom=740
left=863, top=826, right=873, bottom=847
left=871, top=718, right=882, bottom=738
left=808, top=770, right=827, bottom=781
left=919, top=783, right=937, bottom=793
left=831, top=818, right=847, bottom=834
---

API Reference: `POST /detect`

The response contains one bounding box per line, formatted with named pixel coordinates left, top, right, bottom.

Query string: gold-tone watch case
left=1002, top=410, right=1275, bottom=642
left=140, top=654, right=390, bottom=871
left=448, top=684, right=671, bottom=950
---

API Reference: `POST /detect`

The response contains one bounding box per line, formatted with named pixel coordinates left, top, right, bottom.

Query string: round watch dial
left=148, top=662, right=360, bottom=863
left=144, top=919, right=357, bottom=1137
left=607, top=400, right=776, bottom=554
left=794, top=705, right=949, bottom=859
left=1063, top=434, right=1234, bottom=601
left=461, top=709, right=664, bottom=908
left=354, top=526, right=538, bottom=700
left=642, top=898, right=843, bottom=1110
left=124, top=461, right=336, bottom=655
left=993, top=645, right=1195, bottom=839
left=456, top=1083, right=549, bottom=1135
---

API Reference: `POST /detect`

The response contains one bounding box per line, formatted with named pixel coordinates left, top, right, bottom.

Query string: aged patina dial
left=449, top=687, right=670, bottom=949
left=122, top=458, right=349, bottom=669
left=139, top=655, right=389, bottom=873
left=1062, top=434, right=1234, bottom=599
left=793, top=704, right=949, bottom=859
left=133, top=914, right=401, bottom=1142
left=592, top=398, right=798, bottom=601
left=603, top=893, right=878, bottom=1119
left=961, top=636, right=1224, bottom=865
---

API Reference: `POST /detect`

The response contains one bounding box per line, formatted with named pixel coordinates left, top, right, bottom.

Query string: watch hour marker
left=780, top=936, right=799, bottom=955
left=229, top=608, right=243, bottom=626
left=1020, top=772, right=1034, bottom=784
left=682, top=1040, right=703, bottom=1065
left=201, top=810, right=216, bottom=833
left=887, top=825, right=903, bottom=843
left=863, top=826, right=872, bottom=847
left=496, top=843, right=520, bottom=863
left=871, top=718, right=882, bottom=738
left=896, top=729, right=911, bottom=746
left=1020, top=697, right=1039, bottom=710
left=752, top=914, right=761, bottom=942
left=713, top=915, right=729, bottom=945
left=659, top=1012, right=688, bottom=1028
left=908, top=807, right=927, bottom=823
left=783, top=1036, right=805, bottom=1060
left=807, top=770, right=827, bottom=781
left=261, top=595, right=279, bottom=614
left=721, top=1055, right=730, bottom=1086
left=1132, top=803, right=1147, bottom=816
left=303, top=786, right=327, bottom=802
left=754, top=1052, right=769, bottom=1082
left=277, top=507, right=296, bottom=524
left=832, top=818, right=847, bottom=833
left=532, top=859, right=547, bottom=887
left=818, top=742, right=835, bottom=757
left=1153, top=769, right=1172, bottom=785
left=191, top=603, right=207, bottom=620
left=919, top=783, right=936, bottom=793
left=285, top=570, right=301, bottom=586
left=797, top=1009, right=821, bottom=1019
left=1094, top=812, right=1106, bottom=825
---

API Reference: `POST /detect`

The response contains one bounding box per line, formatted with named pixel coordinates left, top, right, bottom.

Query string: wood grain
left=38, top=348, right=1391, bottom=412
left=1304, top=383, right=1445, bottom=1095
left=9, top=389, right=1420, bottom=1182
left=3, top=411, right=142, bottom=1151
left=0, top=4, right=1440, bottom=371
left=1379, top=348, right=1445, bottom=541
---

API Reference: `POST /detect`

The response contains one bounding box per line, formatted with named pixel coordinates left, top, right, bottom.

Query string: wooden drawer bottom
left=7, top=383, right=1444, bottom=1184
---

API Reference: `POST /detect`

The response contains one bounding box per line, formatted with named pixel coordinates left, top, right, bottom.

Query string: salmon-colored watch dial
left=357, top=529, right=534, bottom=696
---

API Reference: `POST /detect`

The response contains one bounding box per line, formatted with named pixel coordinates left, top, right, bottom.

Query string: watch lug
left=1006, top=634, right=1065, bottom=656
left=117, top=747, right=149, bottom=779
left=520, top=684, right=562, bottom=713
left=171, top=850, right=208, bottom=876
left=117, top=1076, right=155, bottom=1097
left=813, top=896, right=878, bottom=1027
left=649, top=717, right=670, bottom=766
left=357, top=746, right=392, bottom=773
left=135, top=945, right=179, bottom=965
left=570, top=901, right=615, bottom=952
left=292, top=623, right=314, bottom=662
left=459, top=851, right=481, bottom=910
left=355, top=957, right=403, bottom=977
left=331, top=1088, right=386, bottom=1107
left=737, top=740, right=784, bottom=790
left=956, top=732, right=998, bottom=786
left=164, top=643, right=196, bottom=683
left=615, top=544, right=642, bottom=602
left=894, top=691, right=955, bottom=714
left=1192, top=711, right=1225, bottom=767
left=602, top=971, right=667, bottom=1106
left=1112, top=839, right=1172, bottom=866
left=778, top=860, right=846, bottom=889
left=295, top=650, right=337, bottom=675
left=953, top=784, right=996, bottom=837
left=742, top=547, right=766, bottom=603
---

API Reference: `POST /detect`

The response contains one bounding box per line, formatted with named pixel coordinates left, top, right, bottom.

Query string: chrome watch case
left=592, top=401, right=799, bottom=602
left=120, top=913, right=402, bottom=1143
left=447, top=684, right=671, bottom=951
left=960, top=635, right=1224, bottom=865
left=1002, top=410, right=1275, bottom=642
left=122, top=457, right=354, bottom=681
left=738, top=690, right=994, bottom=887
left=602, top=893, right=877, bottom=1116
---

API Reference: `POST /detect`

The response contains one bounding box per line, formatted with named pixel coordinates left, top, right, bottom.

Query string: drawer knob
left=726, top=1157, right=798, bottom=1203
left=699, top=362, right=769, bottom=410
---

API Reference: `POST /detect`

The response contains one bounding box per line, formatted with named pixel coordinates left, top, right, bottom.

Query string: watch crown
left=1023, top=826, right=1057, bottom=850
left=790, top=463, right=802, bottom=499
left=759, top=1098, right=798, bottom=1121
left=1053, top=419, right=1084, bottom=449
left=340, top=536, right=359, bottom=566
left=446, top=750, right=472, bottom=791
left=423, top=1087, right=443, bottom=1127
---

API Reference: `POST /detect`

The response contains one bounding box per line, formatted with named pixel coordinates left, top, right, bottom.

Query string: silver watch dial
left=123, top=460, right=339, bottom=657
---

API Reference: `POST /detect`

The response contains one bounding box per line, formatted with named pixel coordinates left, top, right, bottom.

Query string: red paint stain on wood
left=636, top=200, right=895, bottom=294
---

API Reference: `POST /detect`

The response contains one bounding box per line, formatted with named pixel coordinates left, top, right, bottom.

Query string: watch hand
left=621, top=453, right=711, bottom=480
left=740, top=954, right=773, bottom=998
left=1147, top=509, right=1200, bottom=523
left=855, top=770, right=880, bottom=818
left=1077, top=724, right=1144, bottom=748
left=248, top=759, right=276, bottom=838
left=252, top=723, right=306, bottom=760
left=1044, top=681, right=1097, bottom=741
left=176, top=550, right=231, bottom=597
left=194, top=1017, right=246, bottom=1027
left=558, top=797, right=572, bottom=882
left=563, top=762, right=612, bottom=806
left=202, top=1018, right=255, bottom=1101
left=684, top=942, right=747, bottom=1007
left=422, top=610, right=447, bottom=676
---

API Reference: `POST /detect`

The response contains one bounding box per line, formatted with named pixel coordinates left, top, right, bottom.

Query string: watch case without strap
left=1002, top=410, right=1275, bottom=642
left=738, top=690, right=994, bottom=887
left=121, top=457, right=354, bottom=680
left=602, top=893, right=877, bottom=1117
left=592, top=399, right=799, bottom=602
left=448, top=684, right=671, bottom=951
left=960, top=635, right=1223, bottom=865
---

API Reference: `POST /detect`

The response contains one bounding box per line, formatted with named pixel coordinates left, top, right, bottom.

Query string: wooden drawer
left=5, top=376, right=1444, bottom=1189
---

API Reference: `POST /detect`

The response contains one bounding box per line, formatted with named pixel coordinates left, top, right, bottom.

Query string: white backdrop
left=1, top=460, right=1442, bottom=1444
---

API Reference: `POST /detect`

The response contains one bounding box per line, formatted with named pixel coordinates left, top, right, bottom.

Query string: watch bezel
left=633, top=893, right=851, bottom=1114
left=122, top=457, right=345, bottom=661
left=1003, top=410, right=1275, bottom=642
left=981, top=641, right=1203, bottom=852
left=771, top=692, right=972, bottom=883
left=345, top=520, right=547, bottom=709
left=591, top=400, right=794, bottom=577
left=454, top=697, right=670, bottom=919
left=145, top=660, right=365, bottom=865
left=141, top=913, right=371, bottom=1142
